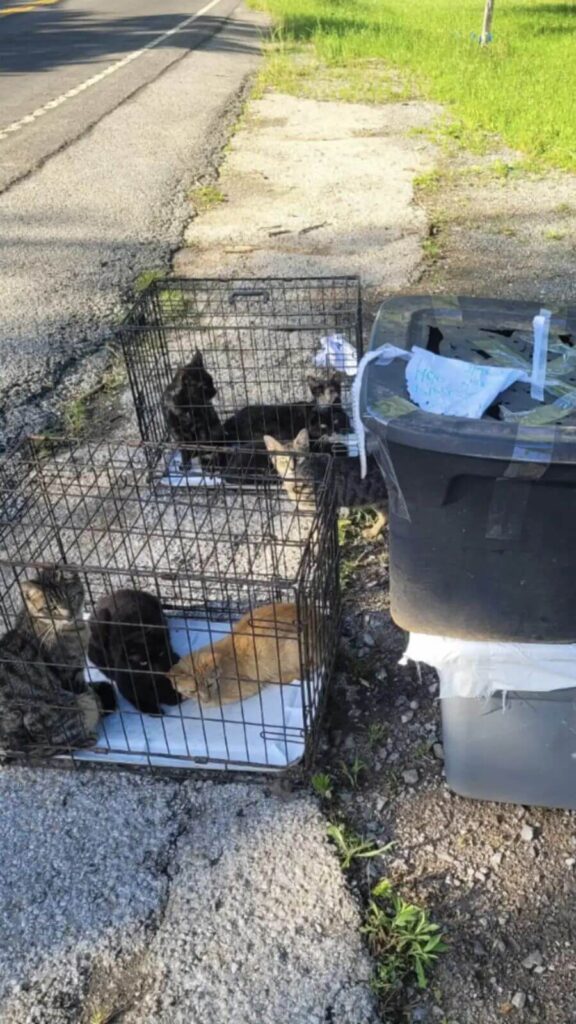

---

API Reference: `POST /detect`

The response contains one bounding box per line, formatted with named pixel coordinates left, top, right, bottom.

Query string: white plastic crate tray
left=74, top=615, right=322, bottom=771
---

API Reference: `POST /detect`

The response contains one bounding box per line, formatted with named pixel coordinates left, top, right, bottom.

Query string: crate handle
left=229, top=288, right=270, bottom=305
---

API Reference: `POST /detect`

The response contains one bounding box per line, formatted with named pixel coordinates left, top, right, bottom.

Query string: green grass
left=251, top=0, right=576, bottom=171
left=133, top=268, right=166, bottom=293
left=327, top=823, right=393, bottom=870
left=188, top=184, right=226, bottom=212
left=311, top=771, right=333, bottom=799
left=362, top=878, right=447, bottom=1002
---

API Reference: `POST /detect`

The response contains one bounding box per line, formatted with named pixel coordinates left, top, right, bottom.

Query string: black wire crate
left=0, top=439, right=339, bottom=773
left=119, top=276, right=363, bottom=480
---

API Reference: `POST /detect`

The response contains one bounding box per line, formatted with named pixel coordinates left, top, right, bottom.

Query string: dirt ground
left=169, top=85, right=576, bottom=1024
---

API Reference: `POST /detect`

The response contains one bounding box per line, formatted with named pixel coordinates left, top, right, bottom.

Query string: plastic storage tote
left=441, top=690, right=576, bottom=809
left=359, top=295, right=576, bottom=642
left=403, top=632, right=576, bottom=809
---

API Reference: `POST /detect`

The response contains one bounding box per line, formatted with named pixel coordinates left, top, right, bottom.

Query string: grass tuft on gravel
left=251, top=0, right=576, bottom=170
left=363, top=879, right=448, bottom=1002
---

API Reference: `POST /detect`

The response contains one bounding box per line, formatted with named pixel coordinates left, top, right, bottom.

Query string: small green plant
left=101, top=358, right=127, bottom=394
left=339, top=552, right=369, bottom=590
left=362, top=878, right=447, bottom=999
left=311, top=771, right=333, bottom=800
left=340, top=755, right=367, bottom=789
left=327, top=823, right=392, bottom=870
left=134, top=268, right=166, bottom=293
left=544, top=227, right=567, bottom=242
left=338, top=508, right=372, bottom=545
left=413, top=169, right=443, bottom=192
left=90, top=1008, right=129, bottom=1024
left=189, top=184, right=226, bottom=212
left=367, top=722, right=387, bottom=749
left=62, top=395, right=90, bottom=436
left=421, top=220, right=444, bottom=262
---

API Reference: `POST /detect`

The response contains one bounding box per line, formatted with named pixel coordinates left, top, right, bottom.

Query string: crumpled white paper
left=315, top=334, right=358, bottom=376
left=402, top=632, right=576, bottom=699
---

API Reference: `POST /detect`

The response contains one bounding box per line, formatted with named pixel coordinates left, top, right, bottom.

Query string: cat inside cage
left=0, top=439, right=339, bottom=771
left=120, top=276, right=363, bottom=482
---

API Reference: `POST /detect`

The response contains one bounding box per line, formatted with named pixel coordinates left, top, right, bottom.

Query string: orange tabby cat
left=167, top=602, right=314, bottom=706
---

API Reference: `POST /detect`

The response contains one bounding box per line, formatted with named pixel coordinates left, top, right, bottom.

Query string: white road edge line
left=0, top=0, right=225, bottom=142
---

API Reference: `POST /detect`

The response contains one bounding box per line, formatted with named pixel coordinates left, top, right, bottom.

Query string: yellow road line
left=0, top=0, right=60, bottom=16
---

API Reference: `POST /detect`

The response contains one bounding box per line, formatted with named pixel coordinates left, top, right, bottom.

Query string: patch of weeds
left=90, top=1008, right=130, bottom=1024
left=555, top=202, right=573, bottom=216
left=421, top=117, right=496, bottom=157
left=134, top=268, right=166, bottom=293
left=544, top=227, right=567, bottom=242
left=311, top=771, right=333, bottom=800
left=412, top=740, right=430, bottom=760
left=362, top=878, right=447, bottom=1002
left=133, top=271, right=189, bottom=319
left=413, top=169, right=443, bottom=192
left=254, top=40, right=416, bottom=104
left=494, top=224, right=517, bottom=238
left=421, top=218, right=444, bottom=263
left=101, top=357, right=127, bottom=394
left=340, top=551, right=370, bottom=590
left=421, top=237, right=441, bottom=260
left=189, top=184, right=226, bottom=213
left=367, top=722, right=387, bottom=749
left=327, top=822, right=393, bottom=871
left=338, top=507, right=372, bottom=545
left=340, top=755, right=366, bottom=789
left=62, top=395, right=90, bottom=436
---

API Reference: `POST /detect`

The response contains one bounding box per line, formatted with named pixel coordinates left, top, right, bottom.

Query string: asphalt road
left=0, top=0, right=242, bottom=191
left=0, top=0, right=265, bottom=446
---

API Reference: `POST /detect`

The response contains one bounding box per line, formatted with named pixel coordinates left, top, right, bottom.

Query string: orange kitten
left=167, top=603, right=315, bottom=706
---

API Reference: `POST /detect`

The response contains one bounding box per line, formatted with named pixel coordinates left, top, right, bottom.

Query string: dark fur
left=220, top=400, right=349, bottom=444
left=88, top=589, right=181, bottom=715
left=306, top=373, right=343, bottom=407
left=162, top=352, right=222, bottom=470
left=0, top=568, right=112, bottom=758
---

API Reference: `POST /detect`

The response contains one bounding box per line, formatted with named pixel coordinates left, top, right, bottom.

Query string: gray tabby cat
left=0, top=568, right=114, bottom=758
left=264, top=428, right=388, bottom=540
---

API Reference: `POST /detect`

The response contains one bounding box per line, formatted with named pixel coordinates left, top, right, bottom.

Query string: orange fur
left=167, top=602, right=313, bottom=706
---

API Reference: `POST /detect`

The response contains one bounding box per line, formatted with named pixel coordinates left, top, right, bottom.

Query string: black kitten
left=220, top=399, right=350, bottom=445
left=88, top=589, right=182, bottom=715
left=162, top=352, right=223, bottom=471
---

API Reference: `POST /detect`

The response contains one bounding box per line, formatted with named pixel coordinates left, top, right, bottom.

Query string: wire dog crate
left=119, top=277, right=363, bottom=480
left=0, top=439, right=339, bottom=773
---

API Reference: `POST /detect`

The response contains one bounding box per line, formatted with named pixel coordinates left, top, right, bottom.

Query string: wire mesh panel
left=0, top=439, right=339, bottom=773
left=119, top=277, right=363, bottom=473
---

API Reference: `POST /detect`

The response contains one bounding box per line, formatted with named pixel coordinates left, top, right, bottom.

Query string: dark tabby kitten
left=307, top=373, right=343, bottom=408
left=264, top=428, right=389, bottom=539
left=88, top=589, right=182, bottom=715
left=0, top=568, right=112, bottom=758
left=162, top=351, right=222, bottom=471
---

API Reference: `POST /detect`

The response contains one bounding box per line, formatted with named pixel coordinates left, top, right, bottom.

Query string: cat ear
left=263, top=434, right=284, bottom=453
left=293, top=429, right=310, bottom=453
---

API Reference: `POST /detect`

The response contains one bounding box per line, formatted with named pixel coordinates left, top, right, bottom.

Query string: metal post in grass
left=480, top=0, right=495, bottom=45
